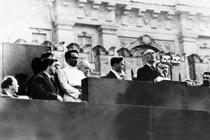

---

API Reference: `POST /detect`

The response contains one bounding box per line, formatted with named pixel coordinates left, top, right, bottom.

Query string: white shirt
left=111, top=69, right=121, bottom=79
left=111, top=69, right=126, bottom=80
left=57, top=65, right=85, bottom=99
left=145, top=63, right=156, bottom=68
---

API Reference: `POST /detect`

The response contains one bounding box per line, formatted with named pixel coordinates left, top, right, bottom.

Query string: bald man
left=77, top=60, right=91, bottom=77
left=137, top=49, right=161, bottom=82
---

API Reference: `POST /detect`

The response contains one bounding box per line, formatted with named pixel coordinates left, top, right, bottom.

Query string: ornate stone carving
left=97, top=5, right=106, bottom=19
left=142, top=12, right=152, bottom=25
left=115, top=9, right=123, bottom=24
left=83, top=4, right=92, bottom=17
left=117, top=47, right=132, bottom=57
left=197, top=36, right=210, bottom=48
left=92, top=45, right=109, bottom=55
left=108, top=46, right=116, bottom=56
left=126, top=35, right=164, bottom=57
left=156, top=12, right=166, bottom=28
left=155, top=40, right=175, bottom=53
left=127, top=11, right=136, bottom=25
left=202, top=55, right=210, bottom=63
left=120, top=38, right=136, bottom=48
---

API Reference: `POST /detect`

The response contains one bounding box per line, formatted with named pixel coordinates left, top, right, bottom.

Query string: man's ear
left=47, top=65, right=51, bottom=70
left=8, top=85, right=12, bottom=89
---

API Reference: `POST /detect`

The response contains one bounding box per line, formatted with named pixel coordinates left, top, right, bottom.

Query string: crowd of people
left=0, top=48, right=209, bottom=102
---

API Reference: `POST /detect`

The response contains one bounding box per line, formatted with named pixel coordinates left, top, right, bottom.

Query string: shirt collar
left=146, top=63, right=156, bottom=68
left=66, top=64, right=77, bottom=69
left=111, top=69, right=121, bottom=79
left=43, top=72, right=51, bottom=79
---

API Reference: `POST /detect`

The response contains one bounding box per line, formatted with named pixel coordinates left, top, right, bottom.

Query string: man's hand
left=154, top=76, right=170, bottom=83
left=57, top=95, right=63, bottom=101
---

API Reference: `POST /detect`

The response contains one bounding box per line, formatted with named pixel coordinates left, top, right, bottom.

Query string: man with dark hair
left=30, top=58, right=63, bottom=101
left=57, top=49, right=85, bottom=102
left=31, top=57, right=42, bottom=75
left=201, top=72, right=210, bottom=87
left=1, top=76, right=29, bottom=99
left=137, top=49, right=161, bottom=82
left=104, top=57, right=125, bottom=80
left=41, top=52, right=53, bottom=59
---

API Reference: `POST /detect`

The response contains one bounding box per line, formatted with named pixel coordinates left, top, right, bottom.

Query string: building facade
left=1, top=0, right=210, bottom=83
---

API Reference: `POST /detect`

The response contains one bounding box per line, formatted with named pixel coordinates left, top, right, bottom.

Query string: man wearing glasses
left=30, top=58, right=63, bottom=101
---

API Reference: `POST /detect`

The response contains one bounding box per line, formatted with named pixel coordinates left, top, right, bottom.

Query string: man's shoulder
left=34, top=72, right=45, bottom=79
left=32, top=72, right=48, bottom=82
left=105, top=71, right=117, bottom=78
left=61, top=67, right=85, bottom=78
left=105, top=71, right=113, bottom=76
left=137, top=65, right=147, bottom=71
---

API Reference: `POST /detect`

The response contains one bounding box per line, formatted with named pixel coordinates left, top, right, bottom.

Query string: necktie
left=151, top=66, right=155, bottom=71
left=50, top=77, right=57, bottom=89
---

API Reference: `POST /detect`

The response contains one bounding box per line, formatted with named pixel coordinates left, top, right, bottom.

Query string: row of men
left=0, top=48, right=170, bottom=101
left=0, top=50, right=90, bottom=101
left=1, top=48, right=209, bottom=101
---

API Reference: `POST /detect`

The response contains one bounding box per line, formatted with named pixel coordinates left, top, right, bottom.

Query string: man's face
left=68, top=52, right=79, bottom=67
left=115, top=61, right=124, bottom=73
left=54, top=61, right=60, bottom=73
left=158, top=63, right=169, bottom=76
left=80, top=64, right=90, bottom=77
left=49, top=62, right=57, bottom=76
left=11, top=78, right=19, bottom=93
left=144, top=50, right=156, bottom=63
left=203, top=74, right=210, bottom=83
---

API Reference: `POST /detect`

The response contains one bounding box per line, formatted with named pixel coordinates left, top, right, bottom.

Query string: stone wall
left=1, top=0, right=210, bottom=81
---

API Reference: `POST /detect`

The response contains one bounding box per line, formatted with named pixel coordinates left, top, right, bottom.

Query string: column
left=99, top=25, right=118, bottom=50
left=178, top=31, right=198, bottom=56
left=55, top=22, right=75, bottom=46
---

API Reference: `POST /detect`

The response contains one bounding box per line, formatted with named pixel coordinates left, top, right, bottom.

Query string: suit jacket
left=137, top=64, right=161, bottom=82
left=104, top=71, right=118, bottom=79
left=30, top=72, right=58, bottom=100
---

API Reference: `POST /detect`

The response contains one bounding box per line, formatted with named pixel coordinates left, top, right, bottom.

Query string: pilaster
left=55, top=22, right=75, bottom=46
left=99, top=25, right=118, bottom=50
left=178, top=31, right=198, bottom=56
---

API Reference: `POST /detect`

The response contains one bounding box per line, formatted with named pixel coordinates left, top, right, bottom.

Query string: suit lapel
left=41, top=72, right=57, bottom=93
left=110, top=71, right=118, bottom=79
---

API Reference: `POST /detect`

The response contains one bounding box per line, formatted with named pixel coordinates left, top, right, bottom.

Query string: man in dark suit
left=137, top=49, right=161, bottom=82
left=30, top=58, right=63, bottom=101
left=104, top=57, right=125, bottom=80
left=201, top=72, right=210, bottom=87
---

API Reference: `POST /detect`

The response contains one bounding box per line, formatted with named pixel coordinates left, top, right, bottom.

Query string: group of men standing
left=104, top=49, right=170, bottom=82
left=0, top=49, right=91, bottom=102
left=29, top=49, right=90, bottom=102
left=1, top=48, right=170, bottom=101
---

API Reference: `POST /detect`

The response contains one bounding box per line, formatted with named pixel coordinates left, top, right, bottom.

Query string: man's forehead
left=54, top=63, right=60, bottom=66
left=144, top=49, right=155, bottom=55
left=203, top=74, right=210, bottom=77
left=70, top=53, right=79, bottom=58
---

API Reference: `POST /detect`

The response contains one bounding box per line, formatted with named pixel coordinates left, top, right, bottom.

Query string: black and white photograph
left=1, top=0, right=210, bottom=139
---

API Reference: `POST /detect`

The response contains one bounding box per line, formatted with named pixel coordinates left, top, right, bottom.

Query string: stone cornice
left=53, top=0, right=210, bottom=32
left=178, top=32, right=198, bottom=43
left=76, top=0, right=210, bottom=17
left=55, top=22, right=75, bottom=30
left=99, top=24, right=118, bottom=35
